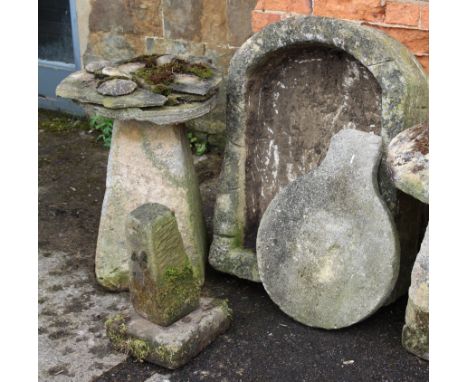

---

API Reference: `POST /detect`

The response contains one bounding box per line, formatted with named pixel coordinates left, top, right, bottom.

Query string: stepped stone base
left=106, top=298, right=232, bottom=369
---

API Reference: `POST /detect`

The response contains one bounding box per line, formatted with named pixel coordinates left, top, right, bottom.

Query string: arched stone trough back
left=209, top=16, right=428, bottom=282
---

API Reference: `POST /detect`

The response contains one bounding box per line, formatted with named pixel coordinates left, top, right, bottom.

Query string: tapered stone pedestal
left=95, top=120, right=207, bottom=290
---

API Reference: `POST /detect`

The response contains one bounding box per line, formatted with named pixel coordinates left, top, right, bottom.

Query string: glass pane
left=38, top=0, right=74, bottom=63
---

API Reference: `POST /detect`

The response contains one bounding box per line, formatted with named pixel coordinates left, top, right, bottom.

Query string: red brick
left=416, top=55, right=428, bottom=73
left=385, top=1, right=420, bottom=27
left=255, top=0, right=311, bottom=15
left=420, top=3, right=429, bottom=30
left=368, top=25, right=429, bottom=55
left=313, top=0, right=385, bottom=22
left=251, top=11, right=283, bottom=32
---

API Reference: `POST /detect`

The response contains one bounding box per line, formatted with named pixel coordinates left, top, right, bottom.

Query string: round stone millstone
left=256, top=129, right=399, bottom=329
left=97, top=78, right=138, bottom=96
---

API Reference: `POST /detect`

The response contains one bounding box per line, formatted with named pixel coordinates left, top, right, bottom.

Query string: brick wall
left=252, top=0, right=429, bottom=72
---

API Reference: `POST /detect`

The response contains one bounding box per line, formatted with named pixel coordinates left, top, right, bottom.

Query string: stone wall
left=75, top=0, right=428, bottom=142
left=252, top=0, right=429, bottom=72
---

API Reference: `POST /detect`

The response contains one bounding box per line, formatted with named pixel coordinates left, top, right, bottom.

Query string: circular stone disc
left=256, top=129, right=399, bottom=329
left=97, top=79, right=138, bottom=96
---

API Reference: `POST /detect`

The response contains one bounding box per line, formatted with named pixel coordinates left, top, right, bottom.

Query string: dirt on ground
left=38, top=109, right=428, bottom=382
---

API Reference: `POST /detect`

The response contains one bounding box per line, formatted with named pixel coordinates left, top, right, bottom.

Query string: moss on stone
left=128, top=339, right=150, bottom=362
left=185, top=63, right=214, bottom=79
left=97, top=268, right=129, bottom=292
left=153, top=263, right=201, bottom=325
left=151, top=84, right=172, bottom=96
left=105, top=314, right=130, bottom=353
left=133, top=56, right=214, bottom=90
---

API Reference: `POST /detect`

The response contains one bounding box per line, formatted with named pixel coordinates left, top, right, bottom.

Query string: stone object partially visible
left=85, top=59, right=112, bottom=73
left=402, top=227, right=429, bottom=360
left=257, top=129, right=399, bottom=329
left=97, top=78, right=138, bottom=96
left=170, top=74, right=220, bottom=96
left=95, top=120, right=207, bottom=290
left=101, top=67, right=132, bottom=79
left=126, top=203, right=200, bottom=327
left=57, top=54, right=222, bottom=109
left=387, top=123, right=429, bottom=204
left=156, top=55, right=175, bottom=66
left=106, top=298, right=232, bottom=369
left=101, top=90, right=167, bottom=109
left=117, top=62, right=146, bottom=75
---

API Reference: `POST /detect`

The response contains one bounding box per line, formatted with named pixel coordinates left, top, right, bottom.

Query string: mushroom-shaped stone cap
left=387, top=123, right=429, bottom=204
left=56, top=55, right=221, bottom=125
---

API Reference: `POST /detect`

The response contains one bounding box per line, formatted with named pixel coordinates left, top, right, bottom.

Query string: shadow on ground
left=38, top=110, right=428, bottom=382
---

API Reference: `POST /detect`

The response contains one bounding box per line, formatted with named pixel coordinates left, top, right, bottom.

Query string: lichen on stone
left=153, top=262, right=201, bottom=324
left=105, top=314, right=130, bottom=353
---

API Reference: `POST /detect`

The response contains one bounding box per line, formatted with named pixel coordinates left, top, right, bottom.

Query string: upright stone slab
left=126, top=203, right=200, bottom=326
left=95, top=120, right=207, bottom=290
left=106, top=203, right=232, bottom=369
left=402, top=227, right=429, bottom=360
left=210, top=16, right=428, bottom=285
left=257, top=130, right=399, bottom=329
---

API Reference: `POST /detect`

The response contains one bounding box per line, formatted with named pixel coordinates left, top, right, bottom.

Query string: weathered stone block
left=106, top=298, right=232, bottom=369
left=88, top=0, right=163, bottom=36
left=200, top=0, right=228, bottom=45
left=402, top=226, right=429, bottom=360
left=387, top=123, right=429, bottom=204
left=126, top=203, right=200, bottom=326
left=162, top=0, right=203, bottom=42
left=257, top=130, right=399, bottom=329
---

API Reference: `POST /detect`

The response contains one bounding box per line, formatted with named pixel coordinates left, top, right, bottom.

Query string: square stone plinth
left=106, top=298, right=231, bottom=369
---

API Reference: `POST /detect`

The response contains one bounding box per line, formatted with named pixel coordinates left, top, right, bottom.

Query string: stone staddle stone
left=402, top=226, right=429, bottom=360
left=106, top=298, right=232, bottom=369
left=126, top=203, right=200, bottom=327
left=257, top=129, right=399, bottom=329
left=95, top=120, right=207, bottom=290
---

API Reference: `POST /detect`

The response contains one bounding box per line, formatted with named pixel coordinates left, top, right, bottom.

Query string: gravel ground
left=38, top=110, right=428, bottom=381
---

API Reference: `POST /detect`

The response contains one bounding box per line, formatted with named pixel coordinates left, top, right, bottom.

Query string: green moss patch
left=132, top=55, right=214, bottom=96
left=154, top=263, right=201, bottom=325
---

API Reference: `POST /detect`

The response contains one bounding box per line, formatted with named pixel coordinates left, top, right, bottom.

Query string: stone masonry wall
left=252, top=0, right=429, bottom=72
